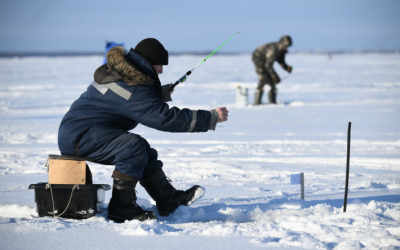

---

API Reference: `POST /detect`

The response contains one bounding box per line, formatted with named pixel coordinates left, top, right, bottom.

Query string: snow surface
left=0, top=53, right=399, bottom=249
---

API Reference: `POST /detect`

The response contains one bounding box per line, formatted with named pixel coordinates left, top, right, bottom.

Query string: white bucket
left=235, top=86, right=248, bottom=105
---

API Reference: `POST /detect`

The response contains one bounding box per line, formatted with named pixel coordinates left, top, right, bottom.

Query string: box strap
left=45, top=158, right=50, bottom=173
left=46, top=184, right=79, bottom=218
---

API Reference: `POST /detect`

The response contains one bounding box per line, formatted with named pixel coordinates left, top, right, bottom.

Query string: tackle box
left=28, top=183, right=111, bottom=219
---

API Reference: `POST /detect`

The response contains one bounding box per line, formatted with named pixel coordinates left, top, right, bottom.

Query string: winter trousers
left=252, top=58, right=275, bottom=92
left=73, top=123, right=162, bottom=180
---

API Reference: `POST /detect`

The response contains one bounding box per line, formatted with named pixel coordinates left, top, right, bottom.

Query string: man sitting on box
left=57, top=38, right=229, bottom=222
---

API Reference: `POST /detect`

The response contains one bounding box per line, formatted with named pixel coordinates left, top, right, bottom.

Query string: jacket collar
left=94, top=46, right=163, bottom=100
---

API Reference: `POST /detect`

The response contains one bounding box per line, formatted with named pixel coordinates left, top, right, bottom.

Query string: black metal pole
left=343, top=122, right=351, bottom=212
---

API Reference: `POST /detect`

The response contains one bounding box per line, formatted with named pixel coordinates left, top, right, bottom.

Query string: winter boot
left=254, top=89, right=263, bottom=105
left=108, top=170, right=157, bottom=223
left=140, top=167, right=205, bottom=217
left=268, top=88, right=277, bottom=104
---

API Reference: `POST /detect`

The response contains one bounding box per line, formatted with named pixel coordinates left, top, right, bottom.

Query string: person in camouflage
left=252, top=35, right=293, bottom=104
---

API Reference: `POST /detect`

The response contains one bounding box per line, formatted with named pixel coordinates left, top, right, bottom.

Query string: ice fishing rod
left=170, top=32, right=240, bottom=91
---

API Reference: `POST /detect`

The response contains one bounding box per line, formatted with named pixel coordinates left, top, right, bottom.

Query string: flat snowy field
left=0, top=53, right=399, bottom=250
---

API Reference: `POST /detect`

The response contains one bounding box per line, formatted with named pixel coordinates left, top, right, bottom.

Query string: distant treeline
left=0, top=50, right=399, bottom=58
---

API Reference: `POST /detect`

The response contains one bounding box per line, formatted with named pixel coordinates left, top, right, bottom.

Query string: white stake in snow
left=291, top=173, right=305, bottom=200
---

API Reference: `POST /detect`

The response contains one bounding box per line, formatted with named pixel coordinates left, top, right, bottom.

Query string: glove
left=272, top=76, right=280, bottom=84
left=287, top=66, right=292, bottom=73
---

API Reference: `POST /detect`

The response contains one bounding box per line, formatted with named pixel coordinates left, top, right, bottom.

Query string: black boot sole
left=108, top=211, right=158, bottom=223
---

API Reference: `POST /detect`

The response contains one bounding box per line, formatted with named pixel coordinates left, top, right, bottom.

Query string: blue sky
left=0, top=0, right=399, bottom=52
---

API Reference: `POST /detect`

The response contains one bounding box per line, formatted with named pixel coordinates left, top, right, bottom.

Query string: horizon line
left=0, top=49, right=399, bottom=58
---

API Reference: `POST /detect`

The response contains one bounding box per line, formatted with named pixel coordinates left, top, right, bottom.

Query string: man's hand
left=169, top=83, right=174, bottom=94
left=287, top=66, right=293, bottom=73
left=215, top=107, right=228, bottom=123
left=273, top=76, right=281, bottom=84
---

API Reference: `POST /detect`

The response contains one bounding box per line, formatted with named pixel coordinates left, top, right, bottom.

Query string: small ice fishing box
left=28, top=183, right=111, bottom=219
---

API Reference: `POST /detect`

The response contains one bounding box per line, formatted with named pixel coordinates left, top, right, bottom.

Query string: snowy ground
left=0, top=52, right=399, bottom=249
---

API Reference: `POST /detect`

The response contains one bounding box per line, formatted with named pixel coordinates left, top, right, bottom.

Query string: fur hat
left=134, top=38, right=169, bottom=65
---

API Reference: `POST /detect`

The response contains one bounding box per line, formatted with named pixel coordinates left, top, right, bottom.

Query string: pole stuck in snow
left=290, top=173, right=305, bottom=200
left=170, top=32, right=240, bottom=91
left=343, top=122, right=351, bottom=212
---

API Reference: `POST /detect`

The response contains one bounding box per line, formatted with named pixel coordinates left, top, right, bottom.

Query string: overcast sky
left=1, top=0, right=399, bottom=53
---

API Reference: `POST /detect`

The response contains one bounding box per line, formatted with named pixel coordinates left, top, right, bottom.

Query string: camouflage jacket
left=252, top=37, right=291, bottom=80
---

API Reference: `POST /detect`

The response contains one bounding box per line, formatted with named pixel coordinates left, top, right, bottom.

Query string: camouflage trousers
left=252, top=57, right=276, bottom=91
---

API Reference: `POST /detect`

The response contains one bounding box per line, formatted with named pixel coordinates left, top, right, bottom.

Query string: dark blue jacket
left=58, top=46, right=217, bottom=156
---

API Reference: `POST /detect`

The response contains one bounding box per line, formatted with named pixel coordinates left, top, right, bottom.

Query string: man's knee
left=256, top=83, right=264, bottom=91
left=116, top=134, right=148, bottom=162
left=268, top=82, right=276, bottom=90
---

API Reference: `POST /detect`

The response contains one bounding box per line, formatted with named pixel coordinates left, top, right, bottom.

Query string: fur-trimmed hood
left=94, top=46, right=155, bottom=86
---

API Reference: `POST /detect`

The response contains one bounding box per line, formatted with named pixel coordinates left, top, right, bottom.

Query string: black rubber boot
left=140, top=167, right=205, bottom=217
left=254, top=89, right=263, bottom=105
left=108, top=170, right=157, bottom=223
left=268, top=88, right=277, bottom=104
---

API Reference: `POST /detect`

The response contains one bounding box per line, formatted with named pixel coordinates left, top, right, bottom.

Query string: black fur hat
left=134, top=38, right=168, bottom=65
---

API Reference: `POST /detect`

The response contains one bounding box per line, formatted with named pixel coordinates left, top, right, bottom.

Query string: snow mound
left=0, top=204, right=36, bottom=218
